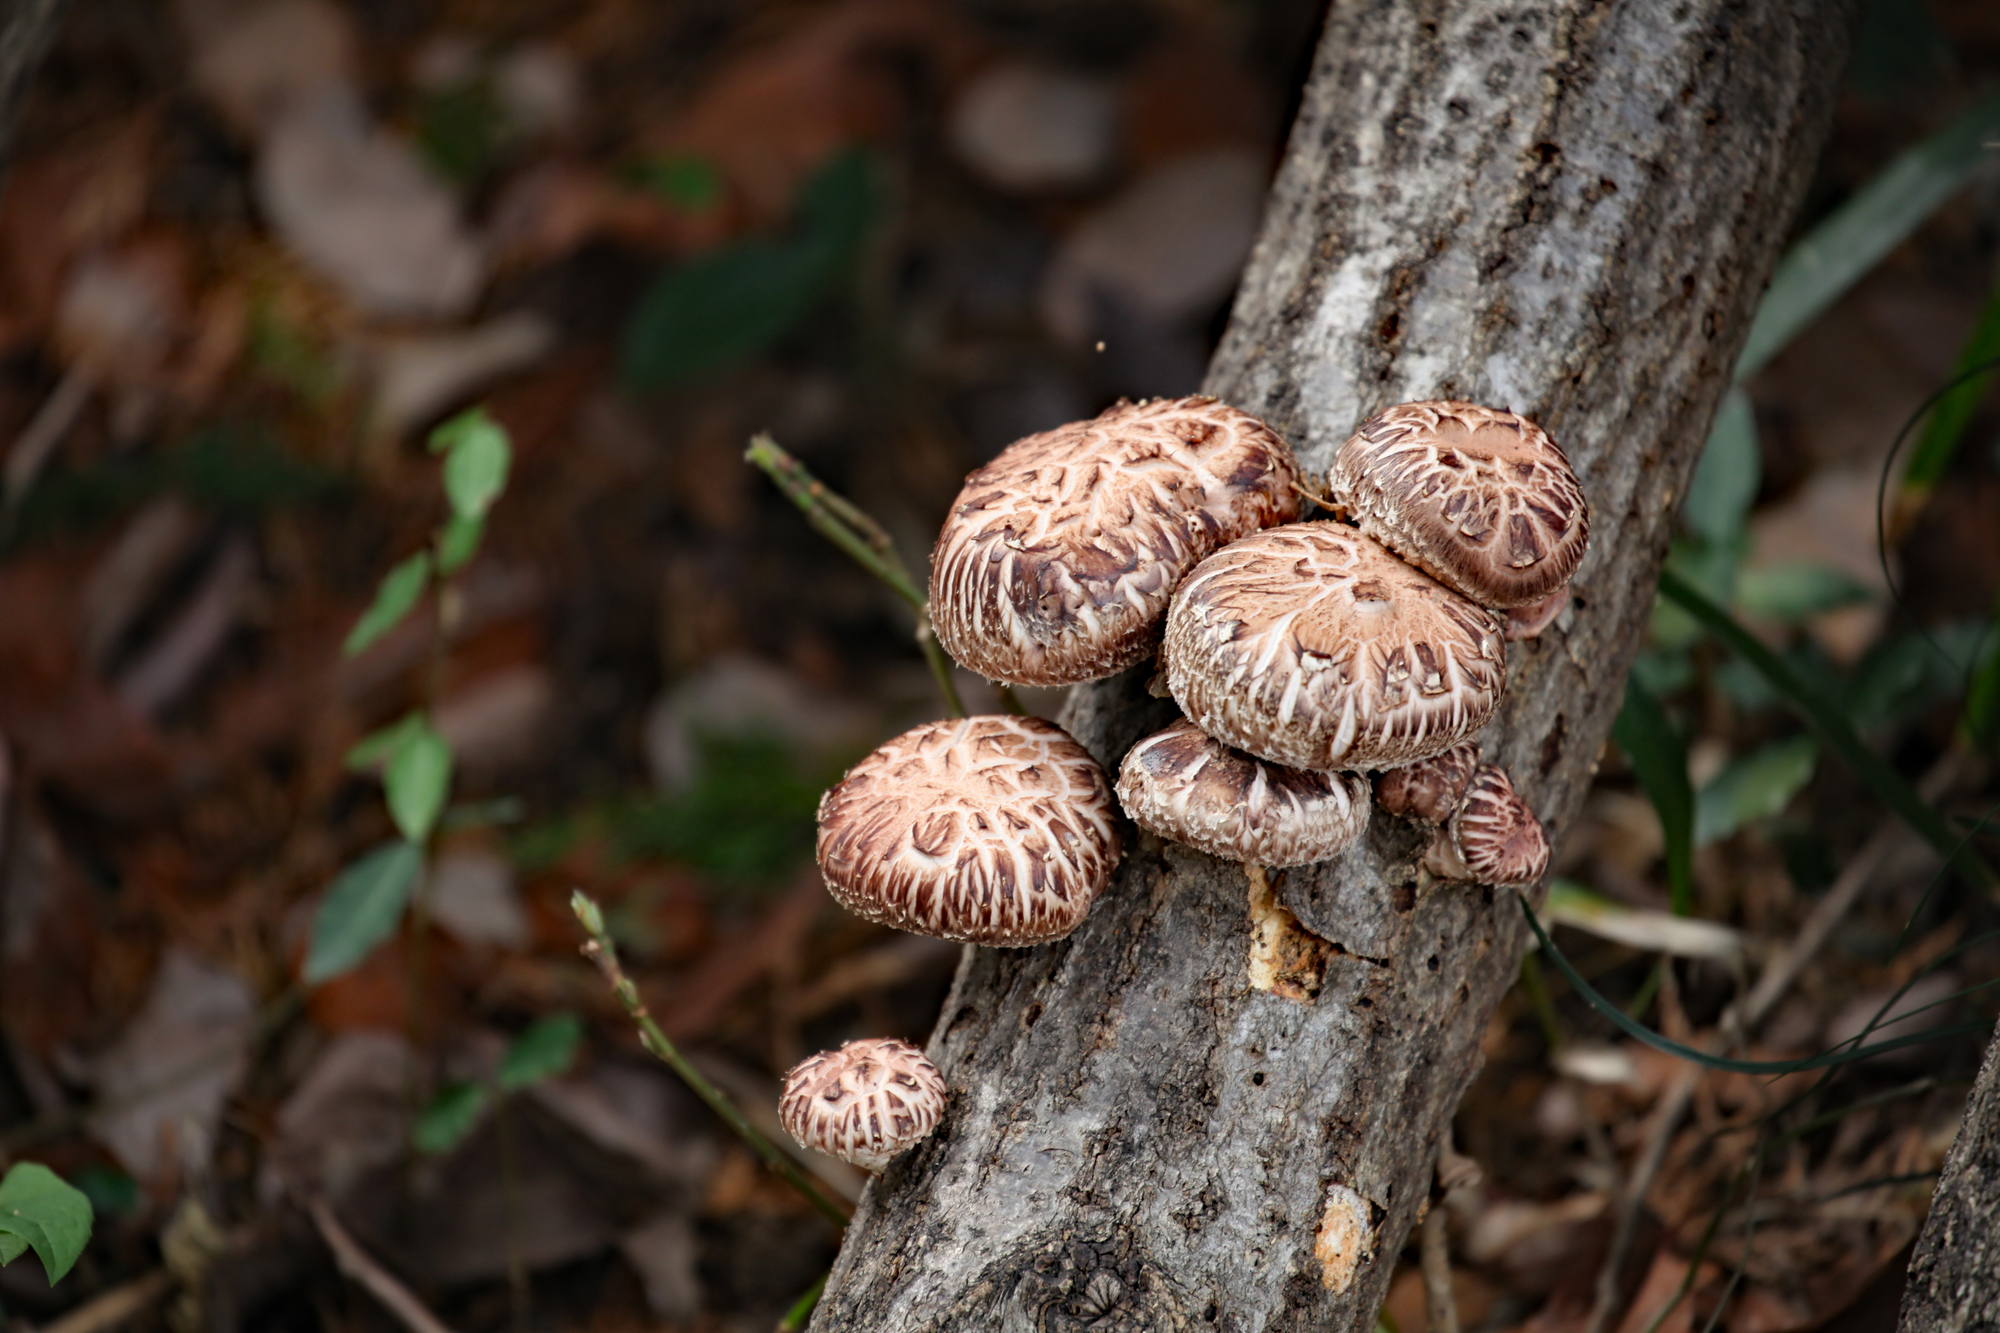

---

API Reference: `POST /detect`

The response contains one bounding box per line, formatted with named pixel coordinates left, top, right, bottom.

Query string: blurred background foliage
left=0, top=0, right=1996, bottom=1329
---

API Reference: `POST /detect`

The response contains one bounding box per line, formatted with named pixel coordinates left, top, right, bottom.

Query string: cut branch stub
left=1329, top=401, right=1590, bottom=611
left=1162, top=522, right=1507, bottom=771
left=815, top=715, right=1122, bottom=946
left=928, top=396, right=1302, bottom=686
left=1117, top=717, right=1371, bottom=868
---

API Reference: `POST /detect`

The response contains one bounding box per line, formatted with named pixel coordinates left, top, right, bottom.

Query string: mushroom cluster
left=778, top=395, right=1587, bottom=1172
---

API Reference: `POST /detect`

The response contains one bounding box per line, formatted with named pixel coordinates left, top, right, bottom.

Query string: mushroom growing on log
left=812, top=3, right=1853, bottom=1328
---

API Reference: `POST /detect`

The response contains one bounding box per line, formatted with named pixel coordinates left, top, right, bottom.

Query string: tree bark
left=815, top=3, right=1852, bottom=1329
left=1899, top=1012, right=2000, bottom=1331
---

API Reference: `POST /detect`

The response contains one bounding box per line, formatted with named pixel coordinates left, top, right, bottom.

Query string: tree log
left=814, top=3, right=1853, bottom=1328
left=1899, top=1012, right=2000, bottom=1331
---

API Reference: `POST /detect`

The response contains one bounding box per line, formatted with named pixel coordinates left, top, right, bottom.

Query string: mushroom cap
left=815, top=715, right=1122, bottom=945
left=1375, top=741, right=1480, bottom=825
left=929, top=396, right=1302, bottom=686
left=1328, top=401, right=1589, bottom=610
left=1424, top=763, right=1549, bottom=885
left=1116, top=718, right=1371, bottom=867
left=779, top=1037, right=946, bottom=1171
left=1162, top=522, right=1508, bottom=771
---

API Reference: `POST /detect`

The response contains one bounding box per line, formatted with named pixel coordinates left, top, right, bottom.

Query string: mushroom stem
left=569, top=890, right=854, bottom=1230
left=747, top=433, right=966, bottom=717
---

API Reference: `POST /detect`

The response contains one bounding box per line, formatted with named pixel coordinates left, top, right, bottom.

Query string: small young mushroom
left=815, top=715, right=1122, bottom=946
left=1375, top=741, right=1479, bottom=825
left=1115, top=718, right=1370, bottom=868
left=1327, top=401, right=1589, bottom=620
left=1162, top=522, right=1508, bottom=771
left=779, top=1038, right=946, bottom=1171
left=928, top=395, right=1302, bottom=686
left=1421, top=763, right=1550, bottom=886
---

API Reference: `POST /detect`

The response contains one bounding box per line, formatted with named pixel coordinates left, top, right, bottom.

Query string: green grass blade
left=1611, top=676, right=1696, bottom=914
left=1736, top=92, right=2000, bottom=381
left=1519, top=894, right=1982, bottom=1073
left=1657, top=567, right=1996, bottom=889
left=1899, top=276, right=2000, bottom=504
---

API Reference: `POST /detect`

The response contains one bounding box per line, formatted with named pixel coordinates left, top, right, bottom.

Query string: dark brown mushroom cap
left=1375, top=741, right=1479, bottom=825
left=929, top=396, right=1303, bottom=686
left=1162, top=522, right=1508, bottom=771
left=1328, top=401, right=1589, bottom=610
left=815, top=715, right=1122, bottom=946
left=1423, top=763, right=1550, bottom=885
left=779, top=1038, right=946, bottom=1172
left=1115, top=718, right=1370, bottom=867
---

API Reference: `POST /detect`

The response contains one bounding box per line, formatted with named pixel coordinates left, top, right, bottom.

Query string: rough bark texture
left=815, top=3, right=1852, bottom=1329
left=0, top=0, right=61, bottom=176
left=1899, top=1013, right=2000, bottom=1332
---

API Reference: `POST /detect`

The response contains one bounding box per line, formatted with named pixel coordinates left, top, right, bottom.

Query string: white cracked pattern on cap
left=779, top=1037, right=946, bottom=1172
left=1425, top=763, right=1550, bottom=886
left=1329, top=400, right=1589, bottom=610
left=815, top=715, right=1122, bottom=946
left=1375, top=741, right=1480, bottom=826
left=1116, top=718, right=1369, bottom=867
left=1162, top=522, right=1507, bottom=771
left=929, top=396, right=1302, bottom=686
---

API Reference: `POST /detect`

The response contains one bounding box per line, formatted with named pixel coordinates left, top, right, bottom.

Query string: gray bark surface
left=815, top=3, right=1852, bottom=1329
left=1899, top=1013, right=2000, bottom=1332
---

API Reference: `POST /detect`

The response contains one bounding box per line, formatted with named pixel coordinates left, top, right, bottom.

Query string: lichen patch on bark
left=1245, top=865, right=1336, bottom=1002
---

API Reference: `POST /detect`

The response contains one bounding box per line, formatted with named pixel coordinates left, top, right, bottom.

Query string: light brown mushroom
left=1327, top=400, right=1589, bottom=616
left=1162, top=522, right=1507, bottom=771
left=928, top=396, right=1302, bottom=686
left=1116, top=718, right=1370, bottom=868
left=779, top=1037, right=946, bottom=1171
left=815, top=715, right=1122, bottom=946
left=1422, top=763, right=1550, bottom=886
left=1375, top=741, right=1479, bottom=825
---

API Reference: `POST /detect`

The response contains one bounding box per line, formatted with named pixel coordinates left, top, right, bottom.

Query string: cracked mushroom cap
left=779, top=1038, right=946, bottom=1171
left=1162, top=523, right=1508, bottom=771
left=1116, top=718, right=1371, bottom=867
left=815, top=715, right=1122, bottom=945
left=1423, top=763, right=1550, bottom=885
left=928, top=396, right=1302, bottom=686
left=1375, top=742, right=1480, bottom=825
left=1328, top=401, right=1589, bottom=611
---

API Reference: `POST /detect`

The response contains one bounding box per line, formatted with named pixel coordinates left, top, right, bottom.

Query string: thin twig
left=41, top=1268, right=174, bottom=1333
left=1420, top=1205, right=1460, bottom=1333
left=746, top=434, right=965, bottom=718
left=570, top=891, right=852, bottom=1230
left=308, top=1197, right=459, bottom=1333
left=1582, top=750, right=1966, bottom=1333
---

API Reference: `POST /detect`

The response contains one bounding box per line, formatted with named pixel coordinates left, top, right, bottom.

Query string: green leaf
left=1735, top=563, right=1875, bottom=623
left=1900, top=275, right=2000, bottom=507
left=1965, top=608, right=2000, bottom=749
left=435, top=511, right=484, bottom=574
left=343, top=551, right=432, bottom=657
left=1658, top=567, right=1995, bottom=888
left=1736, top=93, right=2000, bottom=381
left=434, top=408, right=512, bottom=519
left=1684, top=388, right=1760, bottom=546
left=345, top=712, right=423, bottom=772
left=497, top=1013, right=584, bottom=1090
left=304, top=842, right=424, bottom=984
left=413, top=1081, right=490, bottom=1155
left=624, top=155, right=724, bottom=211
left=622, top=148, right=878, bottom=389
left=1694, top=736, right=1819, bottom=845
left=385, top=719, right=453, bottom=844
left=1612, top=676, right=1695, bottom=915
left=0, top=1163, right=93, bottom=1285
